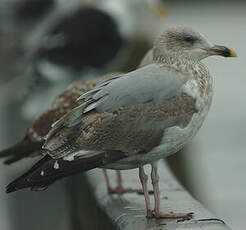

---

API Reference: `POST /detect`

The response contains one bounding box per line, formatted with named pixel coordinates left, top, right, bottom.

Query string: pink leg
left=115, top=171, right=142, bottom=193
left=116, top=170, right=124, bottom=190
left=103, top=169, right=141, bottom=194
left=139, top=166, right=152, bottom=218
left=103, top=169, right=115, bottom=193
left=150, top=162, right=193, bottom=220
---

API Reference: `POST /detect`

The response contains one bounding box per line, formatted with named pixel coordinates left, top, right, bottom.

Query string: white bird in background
left=0, top=0, right=166, bottom=117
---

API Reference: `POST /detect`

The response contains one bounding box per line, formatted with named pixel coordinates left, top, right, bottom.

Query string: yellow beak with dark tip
left=207, top=45, right=237, bottom=57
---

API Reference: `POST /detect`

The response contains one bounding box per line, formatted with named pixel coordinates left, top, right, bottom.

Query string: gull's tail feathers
left=0, top=137, right=43, bottom=164
left=6, top=150, right=125, bottom=193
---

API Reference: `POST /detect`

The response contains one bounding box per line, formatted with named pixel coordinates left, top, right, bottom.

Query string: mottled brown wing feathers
left=0, top=73, right=120, bottom=164
left=44, top=93, right=197, bottom=159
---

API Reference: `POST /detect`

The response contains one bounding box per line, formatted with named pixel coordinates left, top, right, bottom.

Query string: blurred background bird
left=0, top=0, right=167, bottom=119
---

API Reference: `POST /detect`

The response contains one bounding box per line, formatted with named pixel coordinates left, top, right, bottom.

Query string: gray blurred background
left=0, top=0, right=245, bottom=230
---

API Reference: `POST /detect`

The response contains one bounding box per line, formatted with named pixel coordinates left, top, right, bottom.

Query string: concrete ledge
left=68, top=161, right=231, bottom=230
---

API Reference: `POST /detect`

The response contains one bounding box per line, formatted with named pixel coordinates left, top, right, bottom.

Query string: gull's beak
left=149, top=0, right=167, bottom=18
left=206, top=45, right=237, bottom=57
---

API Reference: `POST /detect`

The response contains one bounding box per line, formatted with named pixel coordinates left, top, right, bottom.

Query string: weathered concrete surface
left=74, top=161, right=232, bottom=230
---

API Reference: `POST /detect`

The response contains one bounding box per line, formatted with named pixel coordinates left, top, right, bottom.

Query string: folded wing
left=44, top=64, right=192, bottom=159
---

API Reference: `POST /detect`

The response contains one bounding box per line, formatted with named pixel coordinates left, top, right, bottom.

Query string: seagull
left=3, top=27, right=236, bottom=219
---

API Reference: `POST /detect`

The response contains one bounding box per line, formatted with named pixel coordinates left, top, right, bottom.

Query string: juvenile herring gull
left=4, top=27, right=236, bottom=219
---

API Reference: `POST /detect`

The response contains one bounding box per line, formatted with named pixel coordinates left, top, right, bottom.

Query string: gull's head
left=154, top=27, right=237, bottom=61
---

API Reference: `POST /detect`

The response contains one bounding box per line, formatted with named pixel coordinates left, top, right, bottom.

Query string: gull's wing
left=78, top=63, right=186, bottom=112
left=61, top=62, right=187, bottom=128
left=44, top=63, right=195, bottom=159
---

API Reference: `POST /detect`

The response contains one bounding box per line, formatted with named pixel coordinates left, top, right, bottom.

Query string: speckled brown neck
left=153, top=48, right=212, bottom=97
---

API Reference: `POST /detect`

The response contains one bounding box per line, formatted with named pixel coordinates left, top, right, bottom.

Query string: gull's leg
left=150, top=162, right=193, bottom=220
left=139, top=166, right=152, bottom=218
left=151, top=162, right=161, bottom=216
left=103, top=169, right=115, bottom=194
left=115, top=170, right=142, bottom=193
left=116, top=170, right=124, bottom=191
left=103, top=169, right=141, bottom=194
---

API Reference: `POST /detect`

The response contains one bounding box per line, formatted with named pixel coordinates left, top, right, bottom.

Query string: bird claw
left=146, top=209, right=153, bottom=218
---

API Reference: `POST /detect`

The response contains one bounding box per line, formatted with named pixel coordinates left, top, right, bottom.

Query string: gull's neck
left=154, top=49, right=197, bottom=74
left=153, top=49, right=212, bottom=96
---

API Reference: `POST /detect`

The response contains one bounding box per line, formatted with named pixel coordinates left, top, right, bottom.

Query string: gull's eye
left=183, top=36, right=196, bottom=44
